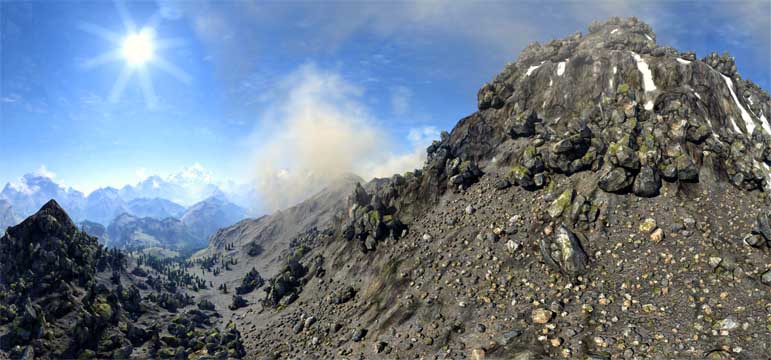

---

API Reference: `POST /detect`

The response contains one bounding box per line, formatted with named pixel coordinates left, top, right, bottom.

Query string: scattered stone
left=650, top=228, right=664, bottom=243
left=531, top=308, right=554, bottom=324
left=639, top=218, right=657, bottom=234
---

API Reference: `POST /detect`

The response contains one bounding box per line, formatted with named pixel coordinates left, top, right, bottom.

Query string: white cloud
left=390, top=85, right=412, bottom=116
left=245, top=64, right=438, bottom=211
left=34, top=165, right=56, bottom=179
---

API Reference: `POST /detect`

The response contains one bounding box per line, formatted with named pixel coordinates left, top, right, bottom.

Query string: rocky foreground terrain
left=2, top=16, right=771, bottom=360
left=203, top=17, right=771, bottom=359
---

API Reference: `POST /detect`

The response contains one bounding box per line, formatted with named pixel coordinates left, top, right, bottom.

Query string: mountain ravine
left=2, top=17, right=771, bottom=360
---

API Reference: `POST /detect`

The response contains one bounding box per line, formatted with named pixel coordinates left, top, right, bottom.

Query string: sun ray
left=77, top=22, right=122, bottom=44
left=109, top=66, right=135, bottom=103
left=153, top=55, right=192, bottom=84
left=82, top=50, right=123, bottom=69
left=138, top=67, right=158, bottom=109
left=114, top=0, right=137, bottom=33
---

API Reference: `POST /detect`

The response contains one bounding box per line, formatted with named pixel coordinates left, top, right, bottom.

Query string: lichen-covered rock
left=539, top=224, right=589, bottom=277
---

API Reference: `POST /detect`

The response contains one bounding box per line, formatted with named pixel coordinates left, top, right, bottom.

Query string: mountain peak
left=36, top=199, right=76, bottom=228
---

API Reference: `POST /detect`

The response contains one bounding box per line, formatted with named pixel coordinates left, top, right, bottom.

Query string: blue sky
left=1, top=0, right=769, bottom=195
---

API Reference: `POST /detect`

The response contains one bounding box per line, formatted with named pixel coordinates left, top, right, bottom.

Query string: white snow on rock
left=721, top=74, right=755, bottom=135
left=526, top=61, right=545, bottom=76
left=631, top=52, right=657, bottom=111
left=728, top=117, right=742, bottom=133
left=549, top=78, right=553, bottom=87
left=694, top=92, right=702, bottom=100
left=613, top=66, right=617, bottom=74
left=611, top=28, right=619, bottom=34
left=645, top=34, right=653, bottom=41
left=557, top=61, right=567, bottom=76
left=676, top=58, right=691, bottom=65
left=631, top=52, right=657, bottom=92
left=761, top=112, right=771, bottom=135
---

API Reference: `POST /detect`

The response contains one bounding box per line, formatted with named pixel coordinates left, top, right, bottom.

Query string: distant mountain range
left=1, top=168, right=250, bottom=252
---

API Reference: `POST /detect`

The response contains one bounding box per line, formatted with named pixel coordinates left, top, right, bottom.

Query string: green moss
left=608, top=142, right=621, bottom=155
left=548, top=188, right=574, bottom=218
left=510, top=165, right=530, bottom=178
left=625, top=117, right=637, bottom=128
left=383, top=214, right=394, bottom=223
left=617, top=83, right=629, bottom=94
left=367, top=210, right=381, bottom=225
left=524, top=145, right=536, bottom=157
left=94, top=301, right=112, bottom=319
left=581, top=149, right=596, bottom=162
left=459, top=160, right=472, bottom=172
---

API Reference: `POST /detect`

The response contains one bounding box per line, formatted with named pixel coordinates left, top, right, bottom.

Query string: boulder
left=633, top=166, right=661, bottom=197
left=539, top=224, right=589, bottom=277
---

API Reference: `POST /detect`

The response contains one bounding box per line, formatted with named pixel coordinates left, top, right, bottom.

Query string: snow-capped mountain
left=83, top=187, right=129, bottom=225
left=0, top=199, right=21, bottom=230
left=118, top=164, right=227, bottom=206
left=0, top=173, right=86, bottom=220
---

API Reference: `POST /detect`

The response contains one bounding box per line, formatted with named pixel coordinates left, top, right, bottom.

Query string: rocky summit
left=200, top=17, right=769, bottom=359
left=2, top=16, right=771, bottom=360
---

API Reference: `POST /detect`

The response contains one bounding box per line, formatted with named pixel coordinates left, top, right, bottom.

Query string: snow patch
left=526, top=61, right=545, bottom=76
left=631, top=52, right=657, bottom=92
left=645, top=34, right=653, bottom=41
left=761, top=112, right=771, bottom=135
left=557, top=61, right=567, bottom=76
left=721, top=74, right=755, bottom=135
left=549, top=78, right=553, bottom=87
left=613, top=66, right=617, bottom=74
left=676, top=58, right=691, bottom=65
left=611, top=28, right=619, bottom=34
left=694, top=92, right=701, bottom=100
left=644, top=101, right=654, bottom=111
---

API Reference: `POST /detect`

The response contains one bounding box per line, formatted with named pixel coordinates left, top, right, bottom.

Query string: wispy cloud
left=390, top=85, right=412, bottom=116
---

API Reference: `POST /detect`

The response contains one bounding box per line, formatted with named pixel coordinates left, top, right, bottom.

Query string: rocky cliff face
left=217, top=17, right=771, bottom=359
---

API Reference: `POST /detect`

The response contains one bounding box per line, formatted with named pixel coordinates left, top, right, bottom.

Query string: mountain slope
left=213, top=17, right=771, bottom=359
left=0, top=201, right=247, bottom=359
left=107, top=213, right=202, bottom=253
left=126, top=197, right=186, bottom=220
left=83, top=187, right=129, bottom=225
left=181, top=197, right=247, bottom=245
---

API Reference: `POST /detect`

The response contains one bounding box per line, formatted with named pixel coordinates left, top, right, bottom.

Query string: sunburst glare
left=79, top=2, right=189, bottom=109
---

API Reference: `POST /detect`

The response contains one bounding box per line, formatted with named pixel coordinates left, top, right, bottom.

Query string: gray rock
left=539, top=224, right=589, bottom=277
left=351, top=328, right=367, bottom=342
left=633, top=166, right=661, bottom=197
left=599, top=166, right=633, bottom=193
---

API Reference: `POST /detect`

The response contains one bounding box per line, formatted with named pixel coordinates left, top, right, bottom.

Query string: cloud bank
left=247, top=64, right=437, bottom=211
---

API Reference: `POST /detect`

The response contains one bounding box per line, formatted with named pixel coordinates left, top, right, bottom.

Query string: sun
left=121, top=28, right=155, bottom=66
left=80, top=3, right=190, bottom=108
